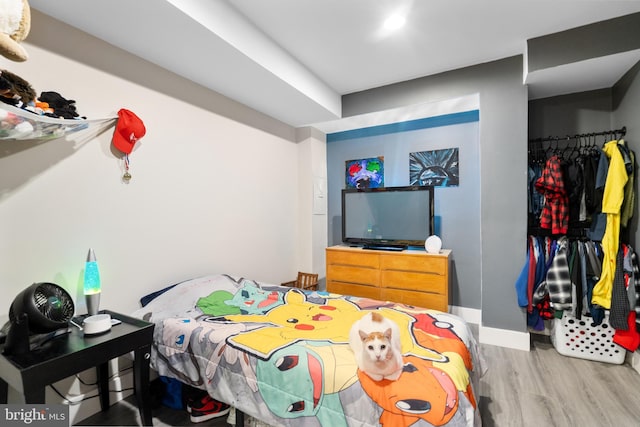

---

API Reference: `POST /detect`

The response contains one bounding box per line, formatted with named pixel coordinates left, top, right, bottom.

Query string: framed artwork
left=409, top=148, right=459, bottom=187
left=345, top=157, right=384, bottom=189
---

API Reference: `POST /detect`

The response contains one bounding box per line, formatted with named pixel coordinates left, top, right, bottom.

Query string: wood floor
left=480, top=334, right=640, bottom=426
left=78, top=334, right=640, bottom=427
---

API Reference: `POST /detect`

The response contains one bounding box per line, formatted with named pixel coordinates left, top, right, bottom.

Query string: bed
left=132, top=274, right=486, bottom=427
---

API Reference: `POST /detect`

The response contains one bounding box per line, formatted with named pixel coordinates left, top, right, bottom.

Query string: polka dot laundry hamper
left=550, top=311, right=626, bottom=364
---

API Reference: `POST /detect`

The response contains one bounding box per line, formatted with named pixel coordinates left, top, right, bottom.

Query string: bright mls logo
left=2, top=405, right=68, bottom=427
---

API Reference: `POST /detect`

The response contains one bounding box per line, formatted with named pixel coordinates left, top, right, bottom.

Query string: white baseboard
left=449, top=305, right=481, bottom=324
left=450, top=305, right=531, bottom=351
left=478, top=325, right=531, bottom=351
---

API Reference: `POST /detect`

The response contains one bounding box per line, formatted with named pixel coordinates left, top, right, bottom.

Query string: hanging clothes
left=562, top=156, right=584, bottom=225
left=545, top=237, right=572, bottom=310
left=582, top=148, right=601, bottom=216
left=569, top=239, right=581, bottom=316
left=526, top=237, right=537, bottom=313
left=585, top=241, right=606, bottom=325
left=613, top=312, right=640, bottom=352
left=528, top=165, right=544, bottom=220
left=514, top=242, right=531, bottom=308
left=516, top=236, right=555, bottom=331
left=632, top=250, right=640, bottom=331
left=609, top=247, right=630, bottom=329
left=576, top=241, right=588, bottom=319
left=612, top=245, right=640, bottom=352
left=521, top=127, right=640, bottom=364
left=624, top=246, right=637, bottom=314
left=515, top=236, right=544, bottom=313
left=513, top=236, right=618, bottom=329
left=592, top=140, right=628, bottom=309
left=587, top=150, right=609, bottom=241
left=535, top=155, right=569, bottom=234
left=619, top=141, right=635, bottom=228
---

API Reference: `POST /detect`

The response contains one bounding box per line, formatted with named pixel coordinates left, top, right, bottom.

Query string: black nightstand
left=0, top=310, right=154, bottom=426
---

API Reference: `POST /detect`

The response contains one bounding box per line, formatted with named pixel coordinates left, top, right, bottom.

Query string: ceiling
left=28, top=0, right=640, bottom=128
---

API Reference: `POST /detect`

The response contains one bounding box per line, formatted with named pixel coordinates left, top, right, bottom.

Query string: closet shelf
left=0, top=103, right=117, bottom=141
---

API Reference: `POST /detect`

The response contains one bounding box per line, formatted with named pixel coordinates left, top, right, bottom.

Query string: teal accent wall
left=327, top=110, right=479, bottom=142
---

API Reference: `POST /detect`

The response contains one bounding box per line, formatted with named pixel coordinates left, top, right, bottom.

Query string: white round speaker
left=83, top=313, right=112, bottom=335
left=424, top=235, right=442, bottom=254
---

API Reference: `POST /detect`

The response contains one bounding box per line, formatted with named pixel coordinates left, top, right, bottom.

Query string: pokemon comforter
left=132, top=274, right=485, bottom=427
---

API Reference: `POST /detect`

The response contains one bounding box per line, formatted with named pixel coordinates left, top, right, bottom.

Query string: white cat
left=349, top=311, right=403, bottom=381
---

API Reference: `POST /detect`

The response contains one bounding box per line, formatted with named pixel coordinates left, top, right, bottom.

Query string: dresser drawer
left=380, top=288, right=448, bottom=312
left=380, top=253, right=446, bottom=275
left=325, top=246, right=451, bottom=312
left=327, top=282, right=380, bottom=300
left=327, top=250, right=380, bottom=269
left=327, top=265, right=380, bottom=287
left=382, top=270, right=447, bottom=294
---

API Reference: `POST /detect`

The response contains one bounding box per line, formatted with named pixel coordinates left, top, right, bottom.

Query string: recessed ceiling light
left=383, top=14, right=406, bottom=31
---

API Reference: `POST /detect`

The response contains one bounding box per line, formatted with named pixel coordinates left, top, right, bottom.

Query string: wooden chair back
left=296, top=272, right=318, bottom=291
left=281, top=271, right=318, bottom=291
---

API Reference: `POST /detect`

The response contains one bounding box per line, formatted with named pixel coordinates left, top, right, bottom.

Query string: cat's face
left=362, top=331, right=392, bottom=361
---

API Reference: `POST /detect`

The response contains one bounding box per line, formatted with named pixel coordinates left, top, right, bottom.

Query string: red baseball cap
left=112, top=109, right=146, bottom=154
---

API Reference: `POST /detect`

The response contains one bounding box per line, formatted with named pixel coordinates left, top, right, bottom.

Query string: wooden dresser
left=325, top=245, right=451, bottom=312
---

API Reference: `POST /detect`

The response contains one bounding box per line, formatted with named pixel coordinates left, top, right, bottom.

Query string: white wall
left=295, top=127, right=328, bottom=284
left=0, top=12, right=311, bottom=318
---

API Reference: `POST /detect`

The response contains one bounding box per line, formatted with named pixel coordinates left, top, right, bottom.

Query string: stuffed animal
left=0, top=0, right=30, bottom=62
left=34, top=100, right=52, bottom=115
left=38, top=91, right=83, bottom=119
left=0, top=68, right=35, bottom=107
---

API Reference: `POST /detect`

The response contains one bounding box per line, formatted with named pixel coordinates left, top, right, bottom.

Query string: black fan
left=2, top=282, right=75, bottom=355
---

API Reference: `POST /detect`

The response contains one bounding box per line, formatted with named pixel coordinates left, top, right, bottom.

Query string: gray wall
left=527, top=12, right=640, bottom=72
left=613, top=61, right=640, bottom=249
left=340, top=56, right=528, bottom=332
left=528, top=88, right=613, bottom=139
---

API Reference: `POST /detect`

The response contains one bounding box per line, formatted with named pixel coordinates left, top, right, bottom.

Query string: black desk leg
left=23, top=386, right=45, bottom=404
left=0, top=378, right=7, bottom=404
left=133, top=345, right=152, bottom=426
left=236, top=408, right=245, bottom=427
left=97, top=362, right=110, bottom=411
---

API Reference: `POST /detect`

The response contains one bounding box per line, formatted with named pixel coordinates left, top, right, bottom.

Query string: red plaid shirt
left=535, top=155, right=569, bottom=234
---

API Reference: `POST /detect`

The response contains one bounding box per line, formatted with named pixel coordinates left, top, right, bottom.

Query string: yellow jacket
left=592, top=140, right=628, bottom=309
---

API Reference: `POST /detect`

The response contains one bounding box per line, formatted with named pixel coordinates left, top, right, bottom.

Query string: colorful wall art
left=409, top=148, right=459, bottom=187
left=345, top=157, right=384, bottom=188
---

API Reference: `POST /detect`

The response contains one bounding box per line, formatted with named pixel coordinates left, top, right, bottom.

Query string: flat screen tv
left=341, top=185, right=434, bottom=250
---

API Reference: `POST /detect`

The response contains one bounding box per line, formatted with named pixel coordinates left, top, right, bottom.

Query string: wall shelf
left=0, top=103, right=117, bottom=141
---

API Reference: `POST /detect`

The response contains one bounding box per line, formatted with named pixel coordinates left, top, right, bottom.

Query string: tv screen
left=341, top=185, right=434, bottom=249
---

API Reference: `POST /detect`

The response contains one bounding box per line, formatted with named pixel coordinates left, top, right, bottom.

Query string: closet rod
left=528, top=126, right=626, bottom=145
